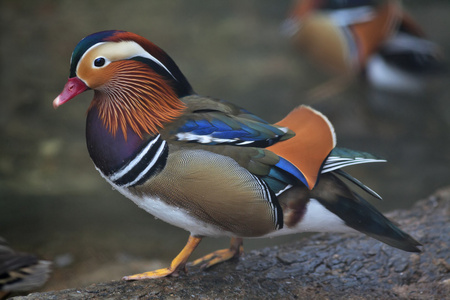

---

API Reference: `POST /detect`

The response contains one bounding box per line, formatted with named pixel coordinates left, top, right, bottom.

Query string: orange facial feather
left=267, top=106, right=335, bottom=189
left=89, top=60, right=186, bottom=140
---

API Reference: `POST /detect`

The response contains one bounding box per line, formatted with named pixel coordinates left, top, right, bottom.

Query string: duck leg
left=190, top=237, right=243, bottom=269
left=123, top=235, right=202, bottom=280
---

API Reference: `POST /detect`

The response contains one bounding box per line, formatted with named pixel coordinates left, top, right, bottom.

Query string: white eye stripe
left=79, top=41, right=177, bottom=81
left=130, top=44, right=178, bottom=81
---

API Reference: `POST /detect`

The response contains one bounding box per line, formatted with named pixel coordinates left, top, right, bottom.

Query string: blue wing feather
left=212, top=130, right=249, bottom=139
left=210, top=118, right=233, bottom=131
left=260, top=157, right=309, bottom=194
left=274, top=157, right=308, bottom=187
left=176, top=112, right=289, bottom=146
left=179, top=119, right=198, bottom=132
left=192, top=128, right=216, bottom=136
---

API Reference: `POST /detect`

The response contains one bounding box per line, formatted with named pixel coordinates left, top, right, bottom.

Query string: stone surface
left=12, top=187, right=450, bottom=299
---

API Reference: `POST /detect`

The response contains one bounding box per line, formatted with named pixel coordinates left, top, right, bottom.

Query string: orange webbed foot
left=122, top=235, right=202, bottom=281
left=189, top=237, right=243, bottom=269
left=123, top=267, right=182, bottom=280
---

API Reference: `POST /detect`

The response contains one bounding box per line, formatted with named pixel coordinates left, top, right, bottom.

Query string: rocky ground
left=10, top=187, right=450, bottom=299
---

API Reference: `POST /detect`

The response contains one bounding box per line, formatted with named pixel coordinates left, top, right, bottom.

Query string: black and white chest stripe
left=253, top=175, right=284, bottom=230
left=107, top=134, right=168, bottom=187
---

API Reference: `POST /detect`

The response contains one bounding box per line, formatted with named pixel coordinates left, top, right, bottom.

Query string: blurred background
left=0, top=0, right=449, bottom=293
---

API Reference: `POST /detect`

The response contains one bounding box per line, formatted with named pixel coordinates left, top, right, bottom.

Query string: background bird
left=53, top=30, right=420, bottom=280
left=283, top=0, right=444, bottom=96
left=0, top=237, right=51, bottom=299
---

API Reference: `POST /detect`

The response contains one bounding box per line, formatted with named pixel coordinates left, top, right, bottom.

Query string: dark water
left=1, top=0, right=449, bottom=291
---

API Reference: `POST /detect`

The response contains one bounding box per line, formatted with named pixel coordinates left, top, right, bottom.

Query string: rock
left=12, top=187, right=450, bottom=300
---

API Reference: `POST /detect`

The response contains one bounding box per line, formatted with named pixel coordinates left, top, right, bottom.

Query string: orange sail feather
left=267, top=105, right=336, bottom=189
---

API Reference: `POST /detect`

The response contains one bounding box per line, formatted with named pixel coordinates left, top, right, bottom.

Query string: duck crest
left=88, top=60, right=186, bottom=140
left=105, top=31, right=170, bottom=67
left=104, top=31, right=194, bottom=97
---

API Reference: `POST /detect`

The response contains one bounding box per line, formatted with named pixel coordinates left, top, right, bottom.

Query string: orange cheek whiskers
left=89, top=61, right=186, bottom=140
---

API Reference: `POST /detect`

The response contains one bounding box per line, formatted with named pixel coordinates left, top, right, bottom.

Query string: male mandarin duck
left=0, top=238, right=51, bottom=298
left=283, top=0, right=444, bottom=93
left=53, top=30, right=420, bottom=280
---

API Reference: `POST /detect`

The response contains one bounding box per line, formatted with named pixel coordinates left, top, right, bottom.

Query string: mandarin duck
left=283, top=0, right=444, bottom=93
left=53, top=30, right=420, bottom=280
left=0, top=238, right=51, bottom=298
left=365, top=5, right=445, bottom=93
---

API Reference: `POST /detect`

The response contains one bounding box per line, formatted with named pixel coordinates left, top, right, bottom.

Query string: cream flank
left=99, top=164, right=351, bottom=238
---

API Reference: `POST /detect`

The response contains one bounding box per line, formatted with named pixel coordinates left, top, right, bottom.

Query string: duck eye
left=94, top=57, right=106, bottom=67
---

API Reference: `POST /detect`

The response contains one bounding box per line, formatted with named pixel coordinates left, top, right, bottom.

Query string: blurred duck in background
left=283, top=0, right=445, bottom=96
left=0, top=238, right=51, bottom=299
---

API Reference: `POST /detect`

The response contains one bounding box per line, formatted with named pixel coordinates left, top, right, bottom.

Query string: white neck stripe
left=109, top=134, right=161, bottom=181
left=122, top=140, right=167, bottom=187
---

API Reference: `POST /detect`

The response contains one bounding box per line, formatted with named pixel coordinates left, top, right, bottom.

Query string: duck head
left=53, top=30, right=193, bottom=139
